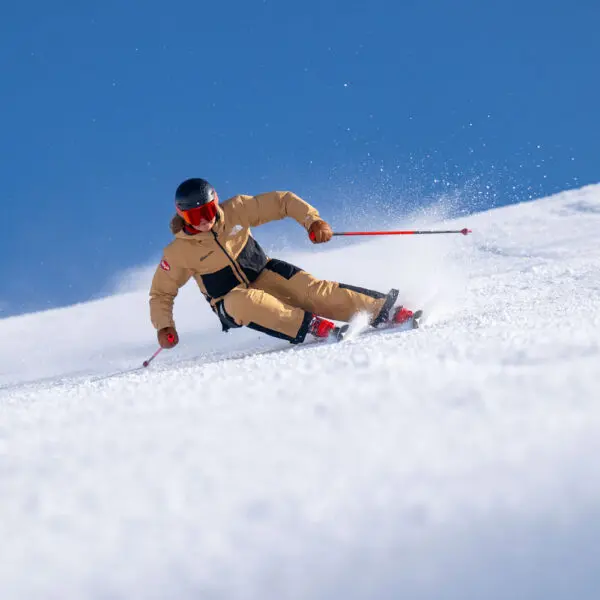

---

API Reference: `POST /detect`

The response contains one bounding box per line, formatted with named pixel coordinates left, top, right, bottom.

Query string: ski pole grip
left=167, top=333, right=175, bottom=343
left=309, top=231, right=316, bottom=242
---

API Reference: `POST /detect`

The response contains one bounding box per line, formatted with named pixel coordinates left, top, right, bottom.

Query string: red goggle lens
left=177, top=201, right=218, bottom=227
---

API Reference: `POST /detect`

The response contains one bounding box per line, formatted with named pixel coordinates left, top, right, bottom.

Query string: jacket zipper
left=211, top=230, right=248, bottom=285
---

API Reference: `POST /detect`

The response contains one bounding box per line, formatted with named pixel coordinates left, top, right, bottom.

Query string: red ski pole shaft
left=142, top=334, right=175, bottom=368
left=332, top=228, right=472, bottom=237
left=143, top=347, right=163, bottom=368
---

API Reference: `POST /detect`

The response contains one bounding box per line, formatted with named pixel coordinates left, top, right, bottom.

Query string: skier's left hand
left=309, top=220, right=333, bottom=244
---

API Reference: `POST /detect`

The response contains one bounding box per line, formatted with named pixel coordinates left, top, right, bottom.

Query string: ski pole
left=142, top=348, right=163, bottom=368
left=332, top=228, right=472, bottom=237
left=142, top=334, right=175, bottom=368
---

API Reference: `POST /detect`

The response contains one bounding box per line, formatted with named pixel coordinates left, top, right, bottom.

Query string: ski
left=333, top=309, right=423, bottom=342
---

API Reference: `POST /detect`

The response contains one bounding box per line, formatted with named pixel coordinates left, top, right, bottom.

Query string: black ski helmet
left=174, top=178, right=217, bottom=211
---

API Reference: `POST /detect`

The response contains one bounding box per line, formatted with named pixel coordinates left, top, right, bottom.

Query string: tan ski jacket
left=149, top=191, right=322, bottom=330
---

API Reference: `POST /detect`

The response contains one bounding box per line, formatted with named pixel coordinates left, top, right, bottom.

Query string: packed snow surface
left=1, top=185, right=600, bottom=599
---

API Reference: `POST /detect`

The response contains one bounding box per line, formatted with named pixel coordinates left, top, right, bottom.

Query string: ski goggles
left=176, top=200, right=218, bottom=227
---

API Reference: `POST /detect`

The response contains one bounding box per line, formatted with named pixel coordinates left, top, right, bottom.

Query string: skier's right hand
left=158, top=326, right=179, bottom=349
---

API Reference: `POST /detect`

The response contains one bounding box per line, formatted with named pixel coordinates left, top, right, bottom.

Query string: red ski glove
left=309, top=220, right=333, bottom=244
left=158, top=327, right=179, bottom=349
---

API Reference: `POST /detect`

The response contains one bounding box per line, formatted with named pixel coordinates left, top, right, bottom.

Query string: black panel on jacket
left=265, top=259, right=302, bottom=280
left=202, top=266, right=239, bottom=299
left=237, top=236, right=268, bottom=283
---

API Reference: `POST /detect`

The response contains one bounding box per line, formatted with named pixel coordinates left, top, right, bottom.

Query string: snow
left=1, top=185, right=600, bottom=599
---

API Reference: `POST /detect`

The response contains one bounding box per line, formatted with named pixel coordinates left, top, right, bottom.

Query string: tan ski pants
left=216, top=259, right=396, bottom=344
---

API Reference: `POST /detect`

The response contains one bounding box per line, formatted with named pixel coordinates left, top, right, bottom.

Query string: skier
left=149, top=178, right=417, bottom=349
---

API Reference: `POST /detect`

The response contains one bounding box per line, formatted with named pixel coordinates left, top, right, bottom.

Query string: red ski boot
left=391, top=306, right=415, bottom=325
left=308, top=315, right=337, bottom=339
left=391, top=306, right=423, bottom=328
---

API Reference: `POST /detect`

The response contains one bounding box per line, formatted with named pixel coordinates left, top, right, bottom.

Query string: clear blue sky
left=1, top=0, right=598, bottom=317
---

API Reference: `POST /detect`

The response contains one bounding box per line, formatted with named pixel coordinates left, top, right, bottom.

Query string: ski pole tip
left=461, top=228, right=472, bottom=236
left=142, top=360, right=149, bottom=368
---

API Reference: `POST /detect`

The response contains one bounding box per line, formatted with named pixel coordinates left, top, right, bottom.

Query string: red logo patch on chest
left=160, top=258, right=171, bottom=272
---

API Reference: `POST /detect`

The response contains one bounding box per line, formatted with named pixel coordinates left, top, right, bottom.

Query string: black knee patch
left=338, top=283, right=386, bottom=300
left=215, top=300, right=243, bottom=332
left=247, top=311, right=312, bottom=344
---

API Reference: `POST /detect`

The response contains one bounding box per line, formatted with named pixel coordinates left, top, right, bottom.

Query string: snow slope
left=1, top=185, right=600, bottom=599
